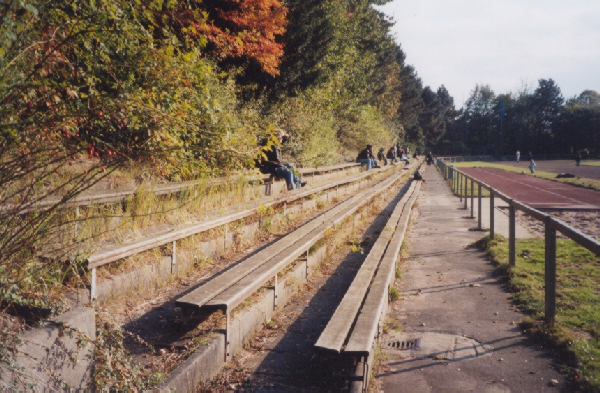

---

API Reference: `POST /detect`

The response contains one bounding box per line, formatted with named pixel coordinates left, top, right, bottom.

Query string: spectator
left=377, top=147, right=388, bottom=166
left=426, top=152, right=434, bottom=165
left=400, top=150, right=410, bottom=164
left=356, top=144, right=379, bottom=170
left=256, top=129, right=305, bottom=190
left=516, top=150, right=520, bottom=162
left=386, top=145, right=398, bottom=164
left=575, top=152, right=581, bottom=166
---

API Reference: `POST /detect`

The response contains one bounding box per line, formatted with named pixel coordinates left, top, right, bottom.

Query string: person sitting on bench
left=356, top=144, right=380, bottom=170
left=256, top=129, right=305, bottom=190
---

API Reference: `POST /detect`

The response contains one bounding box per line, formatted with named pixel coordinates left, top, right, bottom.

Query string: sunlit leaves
left=172, top=0, right=288, bottom=76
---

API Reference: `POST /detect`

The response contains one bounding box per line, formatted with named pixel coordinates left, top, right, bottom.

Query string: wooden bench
left=6, top=163, right=361, bottom=214
left=175, top=168, right=410, bottom=360
left=85, top=163, right=407, bottom=301
left=314, top=176, right=421, bottom=392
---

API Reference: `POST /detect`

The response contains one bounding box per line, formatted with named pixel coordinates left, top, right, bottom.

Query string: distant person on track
left=516, top=150, right=520, bottom=162
left=356, top=144, right=379, bottom=170
left=528, top=158, right=536, bottom=173
left=257, top=129, right=305, bottom=190
left=575, top=152, right=582, bottom=166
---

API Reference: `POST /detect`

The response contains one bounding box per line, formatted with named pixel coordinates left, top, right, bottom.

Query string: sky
left=375, top=0, right=600, bottom=108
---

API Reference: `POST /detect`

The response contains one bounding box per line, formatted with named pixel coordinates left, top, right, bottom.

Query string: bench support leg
left=274, top=274, right=278, bottom=308
left=171, top=240, right=177, bottom=274
left=90, top=267, right=97, bottom=302
left=305, top=250, right=309, bottom=279
left=74, top=206, right=80, bottom=239
left=352, top=356, right=369, bottom=393
left=225, top=311, right=230, bottom=361
left=362, top=359, right=369, bottom=393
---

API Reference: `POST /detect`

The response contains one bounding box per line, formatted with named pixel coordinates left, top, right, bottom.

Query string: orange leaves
left=176, top=0, right=288, bottom=76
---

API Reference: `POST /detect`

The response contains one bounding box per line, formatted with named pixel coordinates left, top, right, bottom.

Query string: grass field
left=481, top=235, right=600, bottom=392
left=451, top=161, right=600, bottom=192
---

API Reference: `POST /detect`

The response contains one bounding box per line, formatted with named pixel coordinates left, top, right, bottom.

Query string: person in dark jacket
left=377, top=147, right=388, bottom=166
left=257, top=129, right=304, bottom=190
left=426, top=152, right=434, bottom=165
left=386, top=145, right=398, bottom=164
left=356, top=144, right=380, bottom=170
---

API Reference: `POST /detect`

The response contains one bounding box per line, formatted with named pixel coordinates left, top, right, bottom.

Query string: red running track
left=461, top=167, right=600, bottom=210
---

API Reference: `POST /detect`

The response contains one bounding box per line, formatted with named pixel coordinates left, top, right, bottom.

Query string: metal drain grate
left=385, top=338, right=420, bottom=350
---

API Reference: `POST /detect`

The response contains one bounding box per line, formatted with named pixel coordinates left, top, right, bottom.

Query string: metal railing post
left=477, top=183, right=482, bottom=229
left=489, top=190, right=495, bottom=239
left=545, top=217, right=557, bottom=324
left=454, top=171, right=458, bottom=195
left=459, top=173, right=463, bottom=202
left=470, top=179, right=474, bottom=218
left=509, top=202, right=516, bottom=266
left=463, top=176, right=468, bottom=209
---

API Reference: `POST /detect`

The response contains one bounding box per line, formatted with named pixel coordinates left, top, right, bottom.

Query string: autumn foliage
left=175, top=0, right=288, bottom=76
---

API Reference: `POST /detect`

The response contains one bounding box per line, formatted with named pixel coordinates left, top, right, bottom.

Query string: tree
left=394, top=62, right=424, bottom=147
left=274, top=0, right=335, bottom=94
left=171, top=0, right=288, bottom=77
left=531, top=78, right=563, bottom=153
left=419, top=86, right=446, bottom=143
left=462, top=84, right=497, bottom=151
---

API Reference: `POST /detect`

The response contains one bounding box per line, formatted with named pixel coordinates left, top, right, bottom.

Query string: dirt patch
left=516, top=210, right=600, bottom=239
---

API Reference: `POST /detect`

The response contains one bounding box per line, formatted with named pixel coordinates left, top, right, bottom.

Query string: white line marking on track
left=469, top=168, right=596, bottom=208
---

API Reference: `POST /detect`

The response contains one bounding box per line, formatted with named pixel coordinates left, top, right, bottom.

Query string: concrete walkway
left=374, top=166, right=571, bottom=393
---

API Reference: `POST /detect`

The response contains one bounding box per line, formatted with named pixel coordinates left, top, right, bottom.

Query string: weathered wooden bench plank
left=177, top=166, right=410, bottom=361
left=344, top=181, right=420, bottom=356
left=88, top=209, right=254, bottom=269
left=10, top=163, right=361, bottom=214
left=204, top=181, right=385, bottom=312
left=176, top=186, right=370, bottom=308
left=314, top=180, right=419, bottom=353
left=178, top=170, right=402, bottom=310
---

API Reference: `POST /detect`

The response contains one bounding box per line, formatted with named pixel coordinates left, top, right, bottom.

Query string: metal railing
left=436, top=159, right=600, bottom=324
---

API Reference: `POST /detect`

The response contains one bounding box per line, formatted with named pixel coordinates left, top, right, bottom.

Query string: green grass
left=481, top=235, right=600, bottom=392
left=451, top=161, right=600, bottom=192
left=582, top=160, right=600, bottom=167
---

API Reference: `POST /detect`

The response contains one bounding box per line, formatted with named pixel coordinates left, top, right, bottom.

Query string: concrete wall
left=157, top=243, right=329, bottom=392
left=0, top=307, right=95, bottom=392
